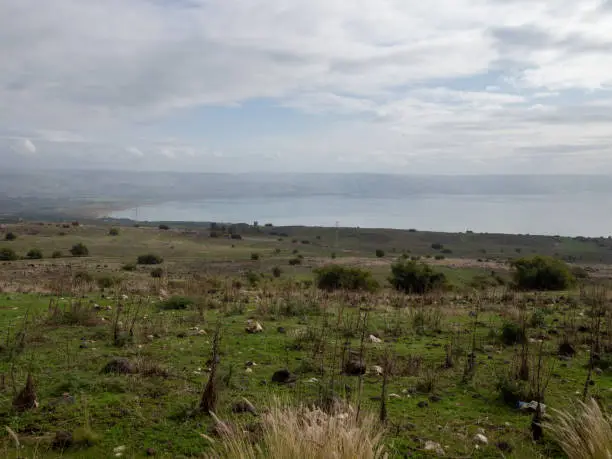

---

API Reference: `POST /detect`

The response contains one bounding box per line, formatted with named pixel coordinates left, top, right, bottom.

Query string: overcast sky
left=2, top=0, right=612, bottom=173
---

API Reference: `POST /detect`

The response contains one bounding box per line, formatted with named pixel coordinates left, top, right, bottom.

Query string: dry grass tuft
left=204, top=399, right=387, bottom=459
left=545, top=398, right=612, bottom=459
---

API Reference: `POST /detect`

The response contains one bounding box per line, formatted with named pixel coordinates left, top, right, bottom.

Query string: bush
left=375, top=249, right=385, bottom=258
left=108, top=228, right=120, bottom=236
left=210, top=231, right=220, bottom=238
left=441, top=248, right=453, bottom=254
left=230, top=234, right=242, bottom=240
left=137, top=254, right=163, bottom=265
left=158, top=296, right=194, bottom=310
left=434, top=255, right=445, bottom=260
left=4, top=232, right=17, bottom=241
left=26, top=248, right=43, bottom=259
left=331, top=252, right=337, bottom=259
left=150, top=267, right=164, bottom=278
left=431, top=243, right=443, bottom=250
left=251, top=253, right=260, bottom=261
left=97, top=275, right=118, bottom=289
left=314, top=265, right=379, bottom=292
left=288, top=257, right=302, bottom=266
left=501, top=322, right=526, bottom=346
left=272, top=266, right=282, bottom=278
left=158, top=224, right=170, bottom=230
left=70, top=243, right=89, bottom=257
left=0, top=248, right=18, bottom=261
left=511, top=256, right=575, bottom=291
left=389, top=260, right=447, bottom=294
left=51, top=250, right=63, bottom=259
left=73, top=271, right=94, bottom=284
left=122, top=263, right=137, bottom=271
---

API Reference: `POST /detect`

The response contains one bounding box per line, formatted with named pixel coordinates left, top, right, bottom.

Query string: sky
left=2, top=0, right=612, bottom=174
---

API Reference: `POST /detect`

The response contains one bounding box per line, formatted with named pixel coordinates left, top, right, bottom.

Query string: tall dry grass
left=204, top=399, right=387, bottom=459
left=545, top=398, right=612, bottom=459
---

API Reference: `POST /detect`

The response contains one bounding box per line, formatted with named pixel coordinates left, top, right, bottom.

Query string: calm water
left=110, top=193, right=612, bottom=237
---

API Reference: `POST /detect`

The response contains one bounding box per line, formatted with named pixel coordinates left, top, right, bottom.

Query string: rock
left=474, top=433, right=488, bottom=445
left=417, top=401, right=429, bottom=408
left=429, top=395, right=442, bottom=403
left=424, top=440, right=445, bottom=456
left=114, top=445, right=126, bottom=456
left=246, top=320, right=264, bottom=334
left=232, top=399, right=257, bottom=415
left=389, top=393, right=401, bottom=399
left=245, top=368, right=253, bottom=374
left=343, top=355, right=366, bottom=376
left=101, top=358, right=135, bottom=375
left=371, top=365, right=384, bottom=376
left=52, top=431, right=73, bottom=450
left=595, top=367, right=603, bottom=376
left=146, top=447, right=156, bottom=456
left=306, top=377, right=319, bottom=383
left=496, top=441, right=513, bottom=453
left=245, top=361, right=257, bottom=367
left=518, top=400, right=546, bottom=414
left=483, top=345, right=495, bottom=353
left=271, top=369, right=296, bottom=384
left=369, top=334, right=383, bottom=344
left=559, top=342, right=576, bottom=357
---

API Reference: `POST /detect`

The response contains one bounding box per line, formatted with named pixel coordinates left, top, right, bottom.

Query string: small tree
left=0, top=248, right=18, bottom=261
left=26, top=248, right=43, bottom=259
left=314, top=265, right=379, bottom=292
left=431, top=243, right=443, bottom=250
left=51, top=250, right=63, bottom=259
left=375, top=249, right=385, bottom=258
left=511, top=256, right=575, bottom=291
left=137, top=254, right=163, bottom=265
left=4, top=232, right=17, bottom=241
left=272, top=266, right=282, bottom=278
left=150, top=267, right=164, bottom=278
left=158, top=224, right=170, bottom=230
left=108, top=228, right=120, bottom=236
left=389, top=260, right=447, bottom=294
left=70, top=243, right=89, bottom=257
left=251, top=253, right=260, bottom=261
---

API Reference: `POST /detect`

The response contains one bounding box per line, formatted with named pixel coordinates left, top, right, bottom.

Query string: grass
left=1, top=221, right=612, bottom=457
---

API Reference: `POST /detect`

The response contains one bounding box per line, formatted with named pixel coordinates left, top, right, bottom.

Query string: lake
left=109, top=192, right=612, bottom=237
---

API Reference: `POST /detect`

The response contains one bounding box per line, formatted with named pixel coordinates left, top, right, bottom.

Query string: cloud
left=1, top=0, right=612, bottom=173
left=11, top=138, right=37, bottom=155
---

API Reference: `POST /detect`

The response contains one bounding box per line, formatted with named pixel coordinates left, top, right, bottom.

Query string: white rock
left=246, top=320, right=263, bottom=333
left=121, top=294, right=129, bottom=300
left=245, top=368, right=253, bottom=373
left=424, top=440, right=445, bottom=456
left=369, top=334, right=383, bottom=344
left=389, top=393, right=401, bottom=399
left=371, top=365, right=384, bottom=376
left=307, top=377, right=319, bottom=383
left=474, top=433, right=488, bottom=445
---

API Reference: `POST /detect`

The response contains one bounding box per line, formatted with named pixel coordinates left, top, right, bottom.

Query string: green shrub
left=375, top=249, right=385, bottom=258
left=389, top=260, right=447, bottom=294
left=501, top=322, right=526, bottom=346
left=4, top=232, right=17, bottom=241
left=431, top=243, right=443, bottom=250
left=511, top=256, right=575, bottom=291
left=158, top=296, right=193, bottom=310
left=108, top=228, right=120, bottom=236
left=434, top=255, right=445, bottom=260
left=26, top=248, right=43, bottom=259
left=137, top=253, right=163, bottom=265
left=73, top=271, right=94, bottom=284
left=158, top=224, right=170, bottom=230
left=0, top=248, right=18, bottom=261
left=150, top=267, right=164, bottom=278
left=272, top=266, right=282, bottom=278
left=288, top=257, right=302, bottom=266
left=441, top=248, right=453, bottom=254
left=97, top=275, right=118, bottom=289
left=51, top=250, right=63, bottom=259
left=331, top=252, right=337, bottom=259
left=246, top=270, right=260, bottom=287
left=251, top=253, right=260, bottom=261
left=314, top=265, right=379, bottom=292
left=70, top=243, right=89, bottom=257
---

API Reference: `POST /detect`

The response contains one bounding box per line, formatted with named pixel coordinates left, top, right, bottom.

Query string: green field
left=0, top=221, right=611, bottom=458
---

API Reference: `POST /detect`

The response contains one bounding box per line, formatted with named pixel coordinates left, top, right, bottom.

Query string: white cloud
left=1, top=0, right=612, bottom=172
left=11, top=138, right=37, bottom=155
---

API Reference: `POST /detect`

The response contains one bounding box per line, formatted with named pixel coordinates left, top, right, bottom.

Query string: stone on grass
left=246, top=320, right=264, bottom=334
left=271, top=369, right=296, bottom=384
left=474, top=433, right=488, bottom=444
left=424, top=440, right=445, bottom=456
left=369, top=334, right=383, bottom=344
left=101, top=358, right=136, bottom=375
